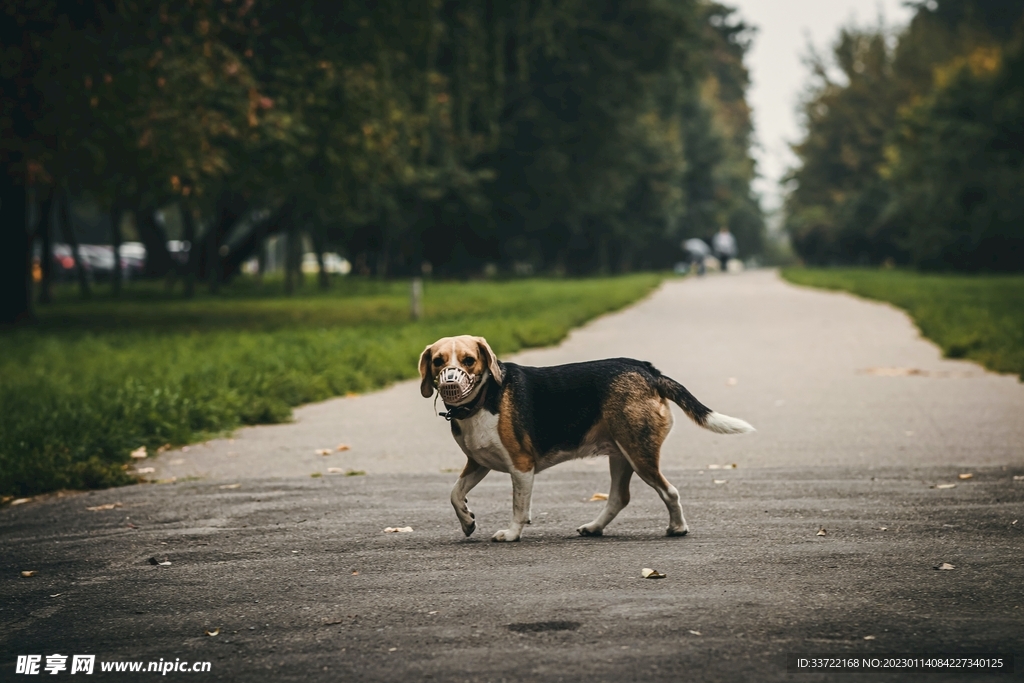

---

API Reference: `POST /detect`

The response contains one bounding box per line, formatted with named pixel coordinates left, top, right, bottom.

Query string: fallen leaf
left=130, top=446, right=147, bottom=459
left=708, top=464, right=736, bottom=470
left=336, top=444, right=351, bottom=452
left=713, top=479, right=727, bottom=485
left=689, top=630, right=701, bottom=636
left=641, top=568, right=666, bottom=579
left=316, top=449, right=332, bottom=456
left=864, top=635, right=876, bottom=640
left=135, top=467, right=155, bottom=474
left=21, top=570, right=36, bottom=578
left=86, top=502, right=123, bottom=511
left=934, top=562, right=955, bottom=570
left=127, top=522, right=139, bottom=529
left=157, top=443, right=171, bottom=454
left=1013, top=475, right=1024, bottom=481
left=388, top=647, right=397, bottom=652
left=148, top=557, right=172, bottom=566
left=328, top=467, right=344, bottom=474
left=589, top=493, right=609, bottom=501
left=323, top=619, right=346, bottom=626
left=958, top=473, right=973, bottom=480
left=218, top=483, right=241, bottom=489
left=345, top=470, right=366, bottom=476
left=934, top=483, right=956, bottom=489
left=383, top=527, right=413, bottom=533
left=10, top=498, right=31, bottom=506
left=310, top=473, right=322, bottom=478
left=205, top=628, right=220, bottom=637
left=816, top=527, right=827, bottom=536
left=351, top=571, right=359, bottom=576
left=428, top=610, right=438, bottom=615
left=879, top=526, right=888, bottom=531
left=49, top=594, right=61, bottom=598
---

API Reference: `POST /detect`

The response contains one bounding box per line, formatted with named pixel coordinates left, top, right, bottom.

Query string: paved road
left=3, top=271, right=1023, bottom=682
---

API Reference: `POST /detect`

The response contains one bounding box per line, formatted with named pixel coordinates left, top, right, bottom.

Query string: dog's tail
left=654, top=374, right=755, bottom=435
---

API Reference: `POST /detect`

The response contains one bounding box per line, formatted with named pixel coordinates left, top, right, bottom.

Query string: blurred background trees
left=1, top=0, right=765, bottom=324
left=784, top=0, right=1024, bottom=271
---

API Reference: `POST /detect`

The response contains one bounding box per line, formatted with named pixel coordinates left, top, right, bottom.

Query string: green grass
left=781, top=268, right=1024, bottom=379
left=0, top=274, right=661, bottom=497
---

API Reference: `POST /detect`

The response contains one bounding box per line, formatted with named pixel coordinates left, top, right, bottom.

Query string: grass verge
left=0, top=275, right=661, bottom=497
left=781, top=268, right=1024, bottom=379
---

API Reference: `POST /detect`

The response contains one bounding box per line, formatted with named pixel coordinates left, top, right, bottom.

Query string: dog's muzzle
left=437, top=367, right=477, bottom=404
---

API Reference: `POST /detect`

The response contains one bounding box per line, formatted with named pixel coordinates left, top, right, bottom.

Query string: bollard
left=411, top=277, right=424, bottom=321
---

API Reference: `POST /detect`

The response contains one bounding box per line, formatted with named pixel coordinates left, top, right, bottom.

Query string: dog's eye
left=432, top=357, right=445, bottom=367
left=462, top=357, right=475, bottom=366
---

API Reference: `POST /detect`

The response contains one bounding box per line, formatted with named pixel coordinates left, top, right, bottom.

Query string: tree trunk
left=110, top=201, right=123, bottom=297
left=311, top=229, right=330, bottom=290
left=37, top=192, right=54, bottom=305
left=0, top=172, right=33, bottom=325
left=58, top=191, right=91, bottom=299
left=135, top=205, right=176, bottom=278
left=180, top=203, right=197, bottom=299
left=255, top=233, right=266, bottom=285
left=219, top=198, right=295, bottom=282
left=207, top=218, right=220, bottom=294
left=284, top=226, right=298, bottom=295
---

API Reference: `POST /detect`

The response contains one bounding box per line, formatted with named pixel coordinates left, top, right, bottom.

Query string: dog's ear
left=418, top=345, right=434, bottom=398
left=475, top=336, right=503, bottom=385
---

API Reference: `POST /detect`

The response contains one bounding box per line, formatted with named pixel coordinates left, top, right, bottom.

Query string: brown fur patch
left=601, top=373, right=673, bottom=480
left=498, top=390, right=536, bottom=472
left=419, top=335, right=499, bottom=399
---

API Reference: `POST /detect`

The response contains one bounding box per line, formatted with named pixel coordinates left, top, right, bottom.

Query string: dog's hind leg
left=617, top=439, right=688, bottom=536
left=606, top=388, right=688, bottom=537
left=451, top=458, right=489, bottom=537
left=577, top=452, right=633, bottom=536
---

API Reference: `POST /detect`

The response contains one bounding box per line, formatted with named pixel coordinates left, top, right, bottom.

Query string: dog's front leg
left=492, top=468, right=534, bottom=542
left=451, top=459, right=489, bottom=537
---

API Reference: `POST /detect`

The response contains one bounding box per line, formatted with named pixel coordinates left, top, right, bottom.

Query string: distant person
left=713, top=226, right=738, bottom=268
left=682, top=238, right=710, bottom=276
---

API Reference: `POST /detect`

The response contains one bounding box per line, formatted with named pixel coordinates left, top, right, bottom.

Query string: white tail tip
left=704, top=411, right=755, bottom=435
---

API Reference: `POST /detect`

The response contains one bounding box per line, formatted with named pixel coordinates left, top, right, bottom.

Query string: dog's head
left=418, top=335, right=502, bottom=403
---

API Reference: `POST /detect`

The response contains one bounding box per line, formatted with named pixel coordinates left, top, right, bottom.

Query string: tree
left=785, top=0, right=1024, bottom=270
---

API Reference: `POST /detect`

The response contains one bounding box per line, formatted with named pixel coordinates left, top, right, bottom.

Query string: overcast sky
left=725, top=0, right=914, bottom=213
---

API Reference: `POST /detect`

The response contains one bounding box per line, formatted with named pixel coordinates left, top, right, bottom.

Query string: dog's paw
left=462, top=520, right=476, bottom=537
left=666, top=525, right=689, bottom=537
left=576, top=524, right=603, bottom=537
left=491, top=529, right=520, bottom=542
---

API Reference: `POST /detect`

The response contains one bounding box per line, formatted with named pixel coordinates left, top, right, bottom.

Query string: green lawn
left=782, top=268, right=1024, bottom=380
left=0, top=275, right=661, bottom=497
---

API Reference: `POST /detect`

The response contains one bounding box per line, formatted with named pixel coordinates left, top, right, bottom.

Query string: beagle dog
left=419, top=335, right=754, bottom=542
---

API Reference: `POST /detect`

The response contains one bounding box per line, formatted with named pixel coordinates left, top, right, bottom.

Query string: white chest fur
left=453, top=410, right=512, bottom=473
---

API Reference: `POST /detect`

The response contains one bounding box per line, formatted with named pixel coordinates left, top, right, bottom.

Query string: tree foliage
left=785, top=0, right=1024, bottom=271
left=1, top=0, right=764, bottom=323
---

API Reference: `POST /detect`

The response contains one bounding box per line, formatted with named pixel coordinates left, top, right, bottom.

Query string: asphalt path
left=3, top=270, right=1023, bottom=682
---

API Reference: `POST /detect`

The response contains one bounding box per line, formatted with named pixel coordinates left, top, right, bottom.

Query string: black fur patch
left=489, top=359, right=713, bottom=457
